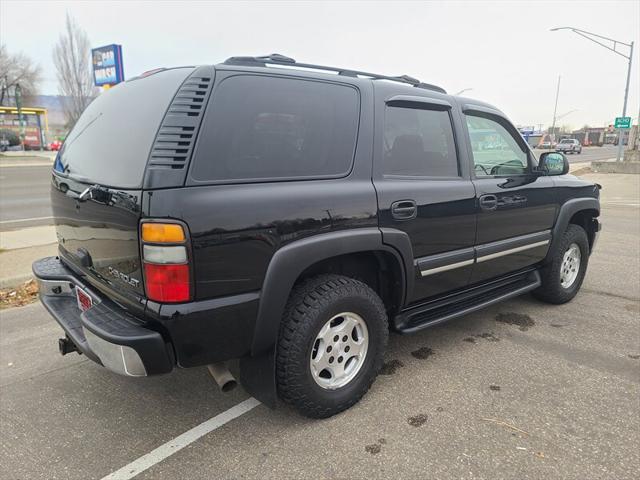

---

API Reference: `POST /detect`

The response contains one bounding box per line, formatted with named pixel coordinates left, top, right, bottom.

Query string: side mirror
left=538, top=152, right=569, bottom=175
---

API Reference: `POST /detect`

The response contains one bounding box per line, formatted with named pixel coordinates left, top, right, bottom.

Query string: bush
left=0, top=129, right=20, bottom=146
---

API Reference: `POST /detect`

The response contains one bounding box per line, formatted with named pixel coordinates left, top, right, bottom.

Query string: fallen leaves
left=0, top=279, right=39, bottom=309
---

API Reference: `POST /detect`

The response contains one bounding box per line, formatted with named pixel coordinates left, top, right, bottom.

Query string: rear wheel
left=276, top=274, right=388, bottom=418
left=534, top=224, right=589, bottom=304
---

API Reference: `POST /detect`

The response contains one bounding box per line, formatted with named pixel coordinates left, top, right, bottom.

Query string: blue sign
left=92, top=44, right=124, bottom=87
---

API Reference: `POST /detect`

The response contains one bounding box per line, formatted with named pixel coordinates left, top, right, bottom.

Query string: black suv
left=34, top=55, right=601, bottom=418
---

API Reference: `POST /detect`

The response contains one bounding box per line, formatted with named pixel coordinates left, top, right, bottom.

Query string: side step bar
left=394, top=270, right=541, bottom=334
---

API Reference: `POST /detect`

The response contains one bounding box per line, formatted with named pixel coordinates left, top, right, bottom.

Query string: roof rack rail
left=223, top=54, right=447, bottom=94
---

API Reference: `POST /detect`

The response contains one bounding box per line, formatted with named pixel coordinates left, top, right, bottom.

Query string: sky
left=1, top=0, right=638, bottom=130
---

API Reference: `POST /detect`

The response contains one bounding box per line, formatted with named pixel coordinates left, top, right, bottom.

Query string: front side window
left=190, top=75, right=359, bottom=182
left=465, top=114, right=529, bottom=176
left=383, top=106, right=459, bottom=177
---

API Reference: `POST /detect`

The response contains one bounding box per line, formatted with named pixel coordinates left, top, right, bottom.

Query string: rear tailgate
left=51, top=67, right=195, bottom=311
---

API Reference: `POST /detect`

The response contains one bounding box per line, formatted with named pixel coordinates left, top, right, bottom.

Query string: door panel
left=377, top=180, right=477, bottom=302
left=372, top=86, right=477, bottom=304
left=474, top=176, right=557, bottom=244
left=463, top=111, right=558, bottom=284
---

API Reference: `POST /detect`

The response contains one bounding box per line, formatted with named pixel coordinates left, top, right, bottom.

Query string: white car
left=556, top=138, right=582, bottom=154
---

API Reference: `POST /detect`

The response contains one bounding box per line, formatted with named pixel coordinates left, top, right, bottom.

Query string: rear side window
left=55, top=68, right=194, bottom=189
left=383, top=106, right=459, bottom=177
left=190, top=75, right=359, bottom=183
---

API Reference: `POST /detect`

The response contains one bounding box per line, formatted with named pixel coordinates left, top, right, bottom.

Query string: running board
left=394, top=270, right=541, bottom=334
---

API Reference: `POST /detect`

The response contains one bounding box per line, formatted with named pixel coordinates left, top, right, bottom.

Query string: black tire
left=276, top=274, right=388, bottom=418
left=534, top=224, right=589, bottom=304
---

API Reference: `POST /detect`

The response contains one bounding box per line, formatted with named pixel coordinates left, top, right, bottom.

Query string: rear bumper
left=33, top=257, right=174, bottom=376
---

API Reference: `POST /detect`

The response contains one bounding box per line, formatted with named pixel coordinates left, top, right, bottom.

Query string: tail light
left=141, top=221, right=191, bottom=303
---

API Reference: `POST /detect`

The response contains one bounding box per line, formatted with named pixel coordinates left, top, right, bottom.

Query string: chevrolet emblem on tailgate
left=107, top=267, right=140, bottom=287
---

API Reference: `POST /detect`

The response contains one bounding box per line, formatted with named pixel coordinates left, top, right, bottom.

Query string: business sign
left=92, top=44, right=124, bottom=87
left=614, top=116, right=631, bottom=129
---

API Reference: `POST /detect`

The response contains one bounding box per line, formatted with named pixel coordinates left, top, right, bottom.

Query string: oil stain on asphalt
left=365, top=438, right=386, bottom=455
left=475, top=332, right=500, bottom=342
left=365, top=443, right=381, bottom=455
left=495, top=312, right=535, bottom=331
left=380, top=359, right=404, bottom=375
left=407, top=414, right=428, bottom=427
left=411, top=347, right=434, bottom=359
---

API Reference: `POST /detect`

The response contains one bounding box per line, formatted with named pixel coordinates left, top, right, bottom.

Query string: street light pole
left=551, top=75, right=561, bottom=142
left=619, top=41, right=634, bottom=158
left=551, top=27, right=634, bottom=162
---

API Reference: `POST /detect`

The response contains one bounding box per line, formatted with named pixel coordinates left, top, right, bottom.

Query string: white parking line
left=101, top=397, right=260, bottom=480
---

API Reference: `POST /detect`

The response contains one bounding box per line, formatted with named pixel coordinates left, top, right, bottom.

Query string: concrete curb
left=0, top=274, right=33, bottom=290
left=0, top=227, right=57, bottom=250
left=592, top=160, right=640, bottom=174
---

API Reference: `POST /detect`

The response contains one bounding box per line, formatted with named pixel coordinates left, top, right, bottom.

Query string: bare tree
left=52, top=13, right=96, bottom=128
left=0, top=45, right=42, bottom=106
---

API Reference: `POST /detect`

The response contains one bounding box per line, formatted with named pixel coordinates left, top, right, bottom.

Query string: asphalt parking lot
left=1, top=172, right=638, bottom=480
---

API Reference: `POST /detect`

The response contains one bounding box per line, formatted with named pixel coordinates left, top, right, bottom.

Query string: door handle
left=391, top=200, right=417, bottom=220
left=479, top=194, right=498, bottom=211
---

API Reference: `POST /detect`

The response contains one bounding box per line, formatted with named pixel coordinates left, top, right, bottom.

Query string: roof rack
left=223, top=54, right=447, bottom=94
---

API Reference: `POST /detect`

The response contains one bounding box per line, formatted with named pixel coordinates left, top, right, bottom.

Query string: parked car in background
left=556, top=138, right=582, bottom=154
left=537, top=140, right=555, bottom=149
left=48, top=140, right=63, bottom=151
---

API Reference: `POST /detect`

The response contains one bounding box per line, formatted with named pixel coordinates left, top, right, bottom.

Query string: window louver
left=148, top=74, right=212, bottom=170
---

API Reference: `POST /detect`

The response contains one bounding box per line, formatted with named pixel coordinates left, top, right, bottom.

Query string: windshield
left=55, top=67, right=194, bottom=189
left=560, top=139, right=573, bottom=144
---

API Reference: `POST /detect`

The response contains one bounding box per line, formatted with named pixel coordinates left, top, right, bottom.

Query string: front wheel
left=276, top=274, right=388, bottom=418
left=534, top=224, right=589, bottom=304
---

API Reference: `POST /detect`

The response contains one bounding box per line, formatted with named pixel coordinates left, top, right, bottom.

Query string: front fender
left=546, top=197, right=600, bottom=262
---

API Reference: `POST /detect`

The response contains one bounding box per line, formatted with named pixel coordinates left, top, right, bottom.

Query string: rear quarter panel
left=146, top=179, right=378, bottom=300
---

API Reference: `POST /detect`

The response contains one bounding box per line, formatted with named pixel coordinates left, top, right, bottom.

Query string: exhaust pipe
left=207, top=362, right=237, bottom=392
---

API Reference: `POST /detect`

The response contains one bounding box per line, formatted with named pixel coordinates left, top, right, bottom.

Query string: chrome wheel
left=560, top=243, right=581, bottom=288
left=309, top=312, right=369, bottom=390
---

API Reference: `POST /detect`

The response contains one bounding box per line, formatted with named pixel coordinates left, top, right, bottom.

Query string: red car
left=48, top=140, right=62, bottom=151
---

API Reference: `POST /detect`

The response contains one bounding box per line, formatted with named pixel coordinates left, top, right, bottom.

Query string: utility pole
left=15, top=82, right=24, bottom=151
left=550, top=75, right=561, bottom=142
left=551, top=27, right=634, bottom=162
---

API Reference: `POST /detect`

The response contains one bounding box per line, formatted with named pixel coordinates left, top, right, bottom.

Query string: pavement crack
left=581, top=288, right=640, bottom=303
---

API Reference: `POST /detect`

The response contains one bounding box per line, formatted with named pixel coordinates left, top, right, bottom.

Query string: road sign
left=614, top=116, right=631, bottom=129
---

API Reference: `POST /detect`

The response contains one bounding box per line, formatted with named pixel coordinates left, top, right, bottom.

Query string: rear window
left=190, top=75, right=359, bottom=183
left=54, top=68, right=193, bottom=189
left=560, top=139, right=574, bottom=143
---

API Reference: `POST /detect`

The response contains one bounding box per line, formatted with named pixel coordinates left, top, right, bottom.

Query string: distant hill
left=23, top=95, right=68, bottom=128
